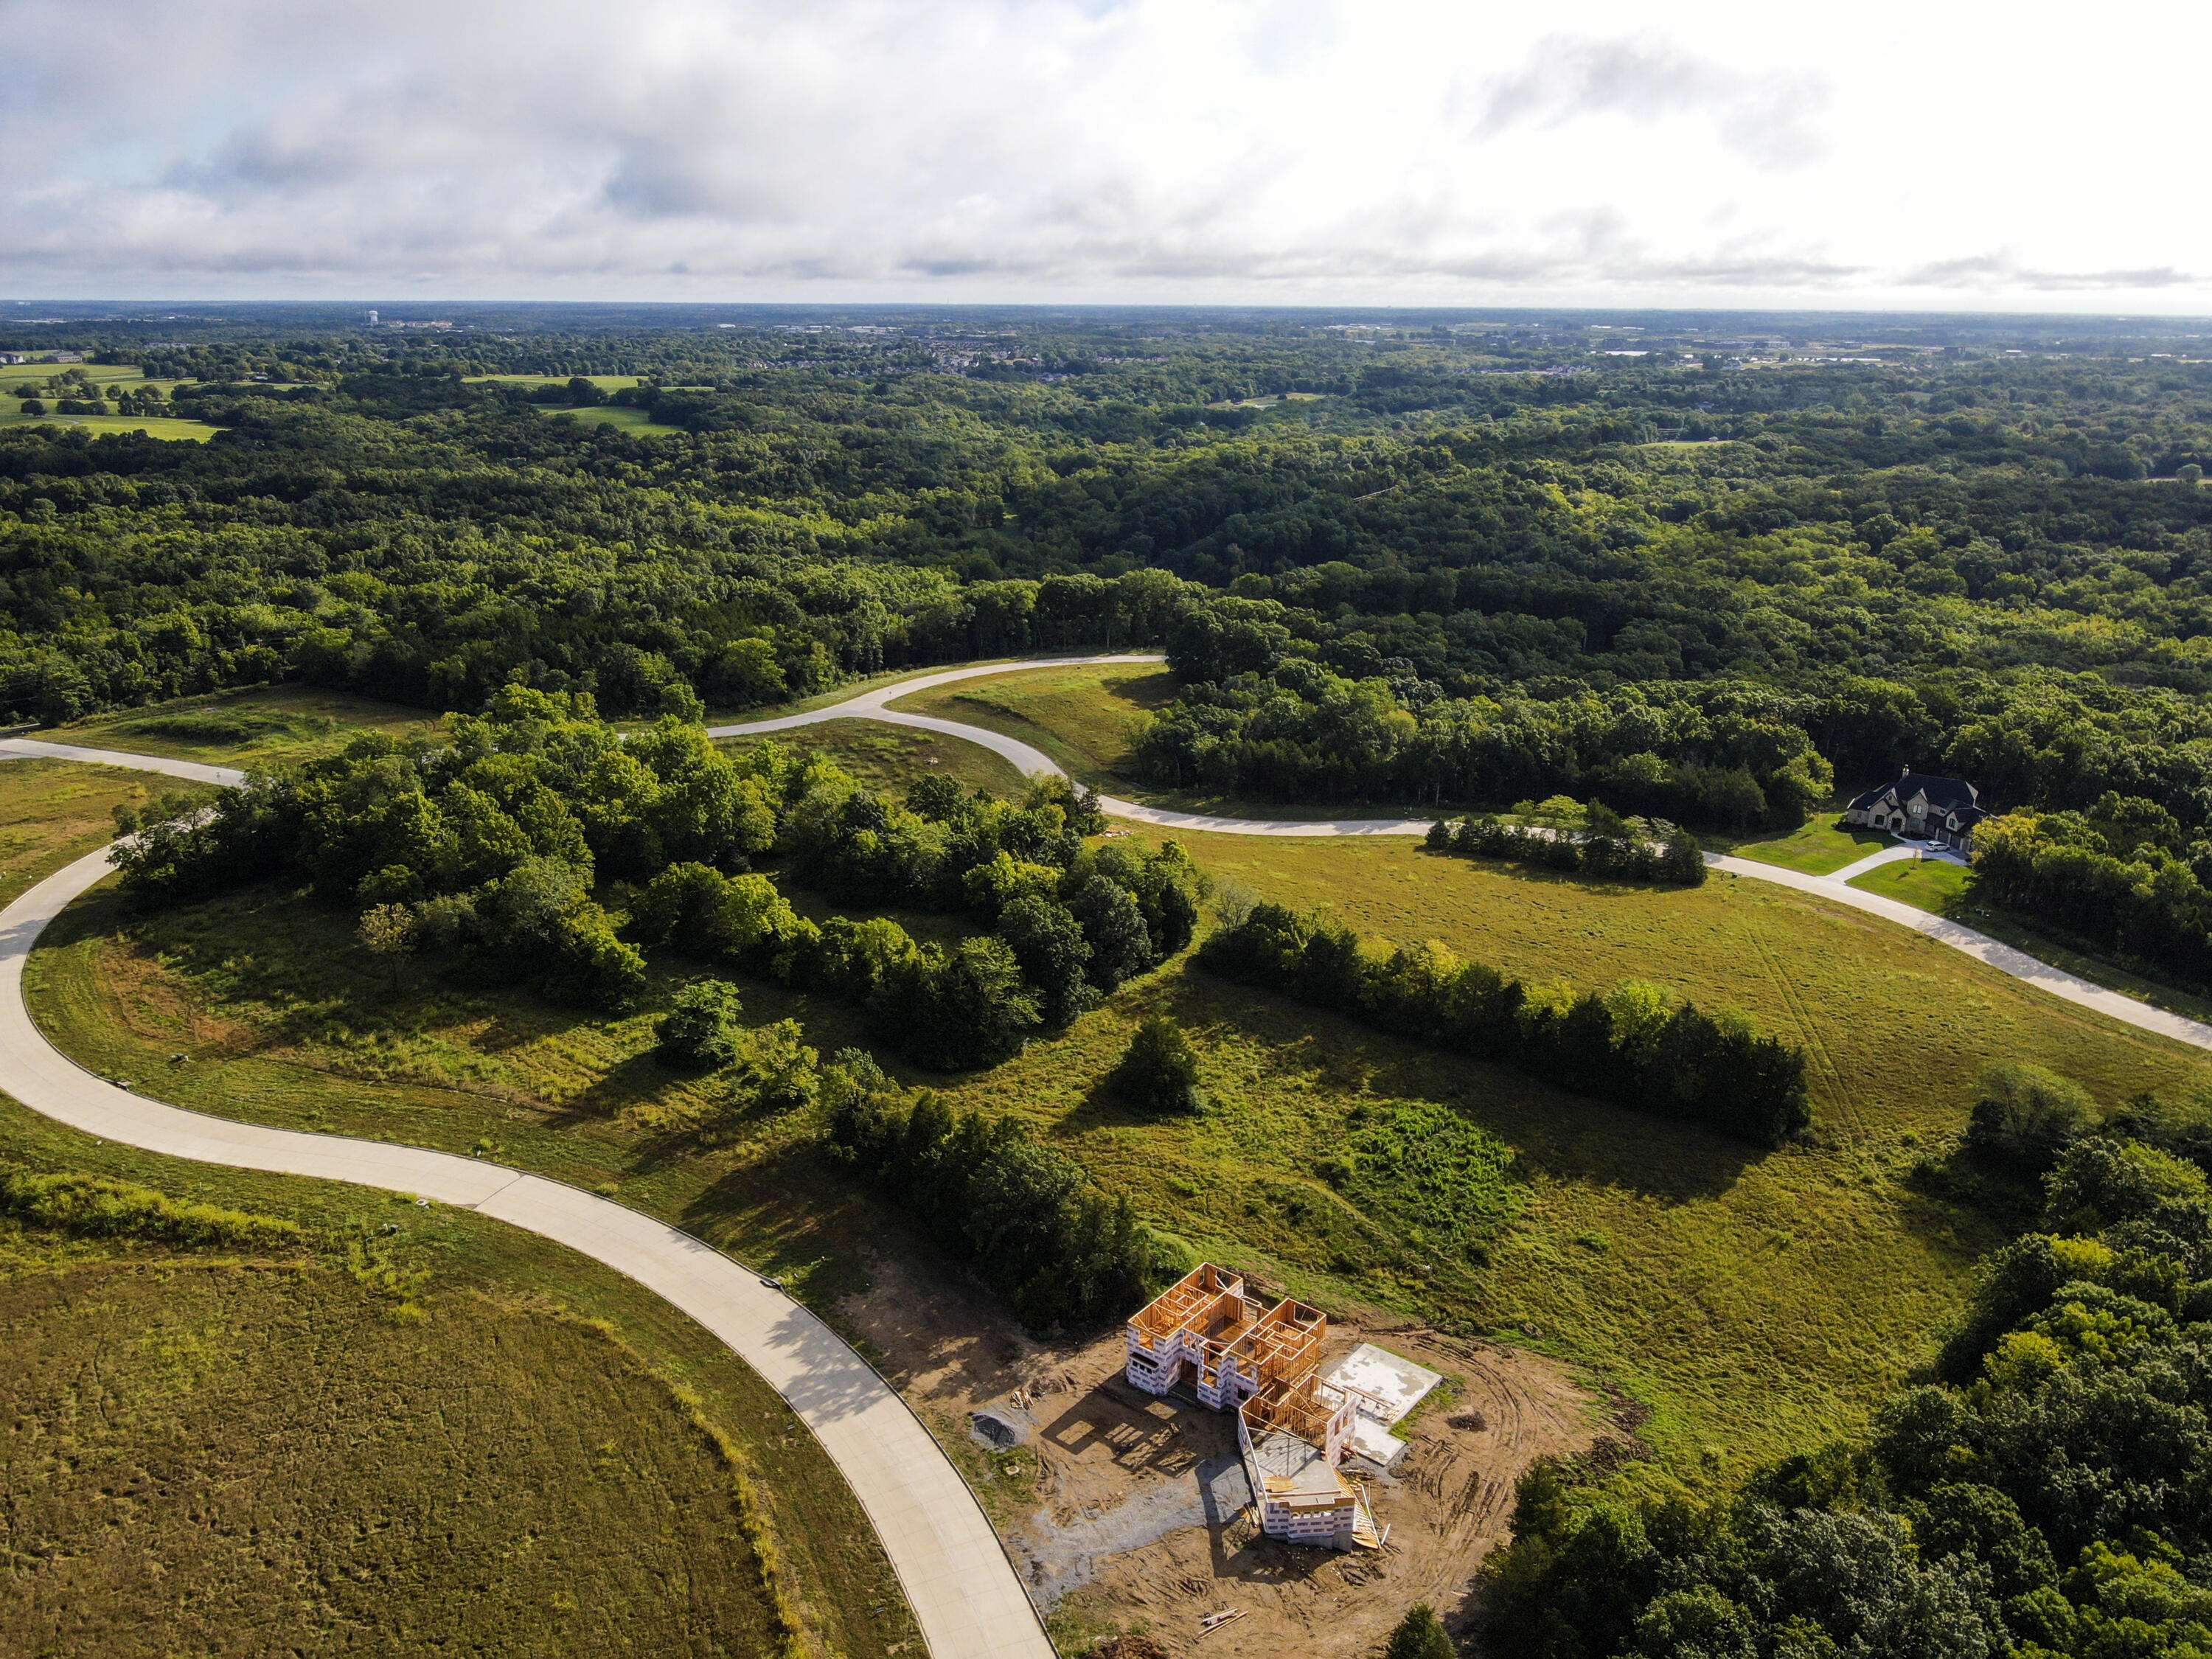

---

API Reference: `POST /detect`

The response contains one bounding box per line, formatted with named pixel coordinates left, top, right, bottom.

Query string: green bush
left=1964, top=1060, right=2097, bottom=1174
left=657, top=979, right=745, bottom=1071
left=1109, top=1015, right=1206, bottom=1113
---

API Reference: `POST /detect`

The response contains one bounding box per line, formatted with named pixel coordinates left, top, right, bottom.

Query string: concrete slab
left=1324, top=1343, right=1444, bottom=1469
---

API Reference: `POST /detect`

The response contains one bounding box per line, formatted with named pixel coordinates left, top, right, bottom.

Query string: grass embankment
left=0, top=1096, right=917, bottom=1659
left=46, top=684, right=445, bottom=768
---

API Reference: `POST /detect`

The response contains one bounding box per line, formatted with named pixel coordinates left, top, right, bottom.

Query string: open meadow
left=44, top=684, right=445, bottom=769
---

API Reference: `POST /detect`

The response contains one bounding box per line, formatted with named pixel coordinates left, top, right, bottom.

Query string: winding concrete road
left=0, top=846, right=1051, bottom=1658
left=709, top=654, right=2212, bottom=1053
left=3, top=654, right=2208, bottom=1653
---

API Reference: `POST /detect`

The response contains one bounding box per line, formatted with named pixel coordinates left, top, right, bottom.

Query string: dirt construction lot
left=841, top=1256, right=1607, bottom=1657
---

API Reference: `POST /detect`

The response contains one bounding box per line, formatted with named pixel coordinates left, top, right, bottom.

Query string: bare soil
left=840, top=1254, right=1608, bottom=1657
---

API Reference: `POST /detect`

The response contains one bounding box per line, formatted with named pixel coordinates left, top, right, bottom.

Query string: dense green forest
left=11, top=305, right=2211, bottom=984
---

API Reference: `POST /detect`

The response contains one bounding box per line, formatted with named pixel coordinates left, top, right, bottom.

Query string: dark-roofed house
left=1846, top=768, right=1987, bottom=850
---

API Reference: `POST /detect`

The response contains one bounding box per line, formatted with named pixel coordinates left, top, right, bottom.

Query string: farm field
left=43, top=684, right=444, bottom=768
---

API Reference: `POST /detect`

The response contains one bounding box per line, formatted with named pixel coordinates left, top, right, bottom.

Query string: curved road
left=0, top=848, right=1051, bottom=1658
left=709, top=654, right=2212, bottom=1053
left=1, top=654, right=2208, bottom=1654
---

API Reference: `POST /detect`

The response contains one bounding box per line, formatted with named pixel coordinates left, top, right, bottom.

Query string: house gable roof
left=1848, top=772, right=1982, bottom=815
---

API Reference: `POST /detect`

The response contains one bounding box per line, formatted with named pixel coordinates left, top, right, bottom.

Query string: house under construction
left=1124, top=1264, right=1382, bottom=1550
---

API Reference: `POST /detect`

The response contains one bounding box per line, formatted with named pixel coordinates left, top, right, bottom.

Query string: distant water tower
left=366, top=308, right=379, bottom=325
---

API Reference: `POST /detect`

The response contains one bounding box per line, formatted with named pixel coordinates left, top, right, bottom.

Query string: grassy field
left=541, top=403, right=684, bottom=435
left=0, top=759, right=919, bottom=1655
left=1847, top=854, right=2212, bottom=1023
left=30, top=817, right=2212, bottom=1498
left=887, top=661, right=1173, bottom=789
left=0, top=1094, right=917, bottom=1658
left=23, top=669, right=2212, bottom=1508
left=44, top=684, right=445, bottom=765
left=0, top=759, right=215, bottom=905
left=1727, top=815, right=1890, bottom=874
left=6, top=1236, right=788, bottom=1655
left=1, top=362, right=217, bottom=440
left=717, top=717, right=1030, bottom=798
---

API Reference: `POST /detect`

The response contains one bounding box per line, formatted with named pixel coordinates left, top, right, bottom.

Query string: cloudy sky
left=8, top=0, right=2210, bottom=311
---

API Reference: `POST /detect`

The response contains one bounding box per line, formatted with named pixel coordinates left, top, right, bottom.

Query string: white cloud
left=2, top=0, right=2208, bottom=310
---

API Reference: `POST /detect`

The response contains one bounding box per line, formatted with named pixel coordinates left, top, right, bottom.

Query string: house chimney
left=1901, top=765, right=1910, bottom=779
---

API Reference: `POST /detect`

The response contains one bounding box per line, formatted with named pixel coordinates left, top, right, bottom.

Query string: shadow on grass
left=1112, top=967, right=1770, bottom=1208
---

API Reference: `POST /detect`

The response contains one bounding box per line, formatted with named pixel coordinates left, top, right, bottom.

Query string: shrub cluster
left=1425, top=801, right=1706, bottom=886
left=632, top=818, right=1200, bottom=1071
left=1199, top=904, right=1809, bottom=1147
left=826, top=1082, right=1159, bottom=1331
left=1481, top=1075, right=2212, bottom=1659
left=1108, top=1016, right=1207, bottom=1113
left=111, top=686, right=1204, bottom=1046
left=111, top=684, right=772, bottom=1009
left=0, top=1164, right=301, bottom=1248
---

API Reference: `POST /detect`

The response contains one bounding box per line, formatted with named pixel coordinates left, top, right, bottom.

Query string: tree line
left=1972, top=796, right=2212, bottom=994
left=826, top=1074, right=1160, bottom=1331
left=1425, top=802, right=1707, bottom=886
left=1198, top=904, right=1809, bottom=1148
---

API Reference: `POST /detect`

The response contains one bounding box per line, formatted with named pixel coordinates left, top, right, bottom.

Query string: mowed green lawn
left=1728, top=815, right=1891, bottom=874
